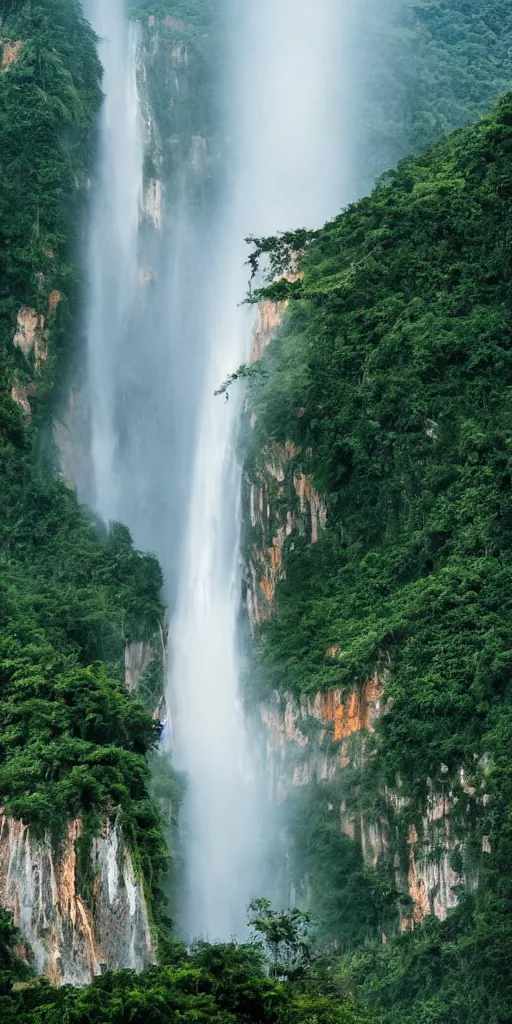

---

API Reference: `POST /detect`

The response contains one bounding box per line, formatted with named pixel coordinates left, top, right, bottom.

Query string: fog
left=84, top=0, right=142, bottom=525
left=228, top=0, right=357, bottom=231
left=82, top=0, right=401, bottom=941
left=83, top=0, right=216, bottom=589
left=171, top=0, right=361, bottom=939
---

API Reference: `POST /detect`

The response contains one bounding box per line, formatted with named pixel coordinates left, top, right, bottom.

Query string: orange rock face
left=321, top=674, right=383, bottom=742
left=261, top=677, right=384, bottom=788
left=48, top=290, right=62, bottom=316
left=406, top=825, right=431, bottom=925
left=0, top=814, right=154, bottom=986
left=1, top=40, right=23, bottom=72
left=251, top=300, right=288, bottom=362
left=250, top=271, right=302, bottom=364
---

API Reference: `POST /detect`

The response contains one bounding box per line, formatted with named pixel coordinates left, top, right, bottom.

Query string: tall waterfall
left=85, top=0, right=143, bottom=525
left=170, top=0, right=352, bottom=939
left=84, top=1, right=215, bottom=583
left=83, top=0, right=353, bottom=941
left=170, top=237, right=256, bottom=938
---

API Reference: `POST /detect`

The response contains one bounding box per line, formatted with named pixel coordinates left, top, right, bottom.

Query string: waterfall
left=85, top=0, right=143, bottom=524
left=170, top=252, right=255, bottom=939
left=83, top=3, right=216, bottom=582
left=169, top=0, right=353, bottom=939
left=83, top=0, right=354, bottom=942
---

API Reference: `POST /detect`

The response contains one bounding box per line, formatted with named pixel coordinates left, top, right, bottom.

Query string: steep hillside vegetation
left=0, top=0, right=172, bottom=936
left=242, top=94, right=512, bottom=1024
left=0, top=914, right=379, bottom=1024
left=357, top=0, right=512, bottom=186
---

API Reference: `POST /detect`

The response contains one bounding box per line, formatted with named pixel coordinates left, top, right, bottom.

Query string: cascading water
left=170, top=0, right=353, bottom=940
left=85, top=0, right=143, bottom=524
left=83, top=1, right=215, bottom=578
left=83, top=0, right=358, bottom=942
left=170, top=252, right=256, bottom=938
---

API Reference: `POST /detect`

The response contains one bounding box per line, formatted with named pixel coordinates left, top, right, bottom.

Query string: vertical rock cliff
left=243, top=291, right=480, bottom=934
left=0, top=817, right=153, bottom=986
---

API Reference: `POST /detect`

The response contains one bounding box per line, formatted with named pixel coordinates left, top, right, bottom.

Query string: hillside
left=242, top=92, right=512, bottom=1024
left=0, top=0, right=174, bottom=978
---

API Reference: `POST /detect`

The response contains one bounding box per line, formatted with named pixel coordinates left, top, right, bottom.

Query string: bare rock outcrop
left=1, top=40, right=23, bottom=71
left=0, top=815, right=154, bottom=987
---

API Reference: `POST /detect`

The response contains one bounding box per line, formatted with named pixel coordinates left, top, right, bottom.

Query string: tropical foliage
left=2, top=0, right=512, bottom=1020
left=241, top=92, right=512, bottom=1023
left=0, top=0, right=102, bottom=408
left=0, top=0, right=170, bottom=917
left=352, top=0, right=512, bottom=190
left=0, top=907, right=376, bottom=1024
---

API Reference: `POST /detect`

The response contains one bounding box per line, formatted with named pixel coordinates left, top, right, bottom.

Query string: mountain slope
left=243, top=93, right=512, bottom=1024
left=0, top=0, right=172, bottom=982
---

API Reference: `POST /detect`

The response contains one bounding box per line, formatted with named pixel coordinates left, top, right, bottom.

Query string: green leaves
left=242, top=85, right=512, bottom=1024
left=0, top=0, right=173, bottom=942
left=248, top=899, right=311, bottom=980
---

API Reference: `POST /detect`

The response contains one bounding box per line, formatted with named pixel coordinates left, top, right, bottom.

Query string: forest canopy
left=240, top=92, right=512, bottom=1023
left=0, top=0, right=170, bottom=919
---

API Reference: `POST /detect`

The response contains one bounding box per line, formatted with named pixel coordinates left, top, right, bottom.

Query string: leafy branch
left=214, top=361, right=265, bottom=400
left=245, top=228, right=317, bottom=283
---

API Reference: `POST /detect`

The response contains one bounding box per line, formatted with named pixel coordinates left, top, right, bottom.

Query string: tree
left=247, top=899, right=311, bottom=980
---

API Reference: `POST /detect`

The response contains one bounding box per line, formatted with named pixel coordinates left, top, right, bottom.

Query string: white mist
left=170, top=0, right=354, bottom=939
left=83, top=0, right=360, bottom=944
left=85, top=0, right=142, bottom=523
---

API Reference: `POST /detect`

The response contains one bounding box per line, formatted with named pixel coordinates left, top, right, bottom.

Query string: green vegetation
left=280, top=781, right=401, bottom=952
left=2, top=0, right=512, bottom=1020
left=247, top=899, right=311, bottom=981
left=0, top=905, right=376, bottom=1024
left=241, top=93, right=512, bottom=1022
left=0, top=0, right=102, bottom=412
left=353, top=0, right=512, bottom=190
left=0, top=0, right=172, bottom=920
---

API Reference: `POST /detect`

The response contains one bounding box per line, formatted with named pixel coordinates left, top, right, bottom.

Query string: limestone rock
left=0, top=815, right=154, bottom=987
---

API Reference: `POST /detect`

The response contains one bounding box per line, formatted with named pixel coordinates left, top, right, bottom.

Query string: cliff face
left=261, top=676, right=383, bottom=794
left=0, top=816, right=153, bottom=986
left=260, top=684, right=470, bottom=928
left=244, top=298, right=473, bottom=933
left=125, top=641, right=157, bottom=693
left=11, top=292, right=62, bottom=420
left=138, top=10, right=215, bottom=225
left=245, top=298, right=327, bottom=627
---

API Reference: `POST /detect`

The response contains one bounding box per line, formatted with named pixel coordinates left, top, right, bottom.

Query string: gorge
left=0, top=1, right=512, bottom=1022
